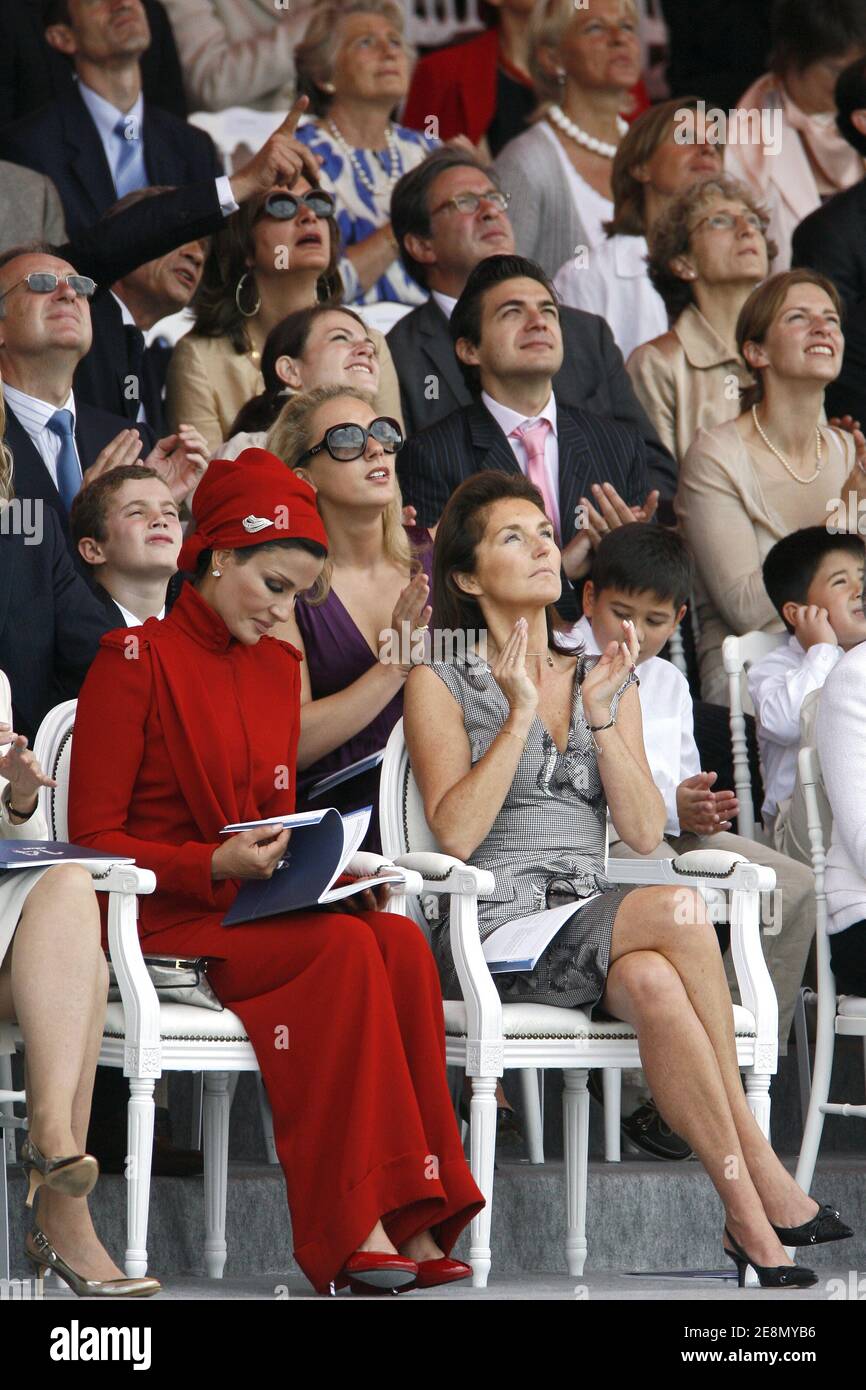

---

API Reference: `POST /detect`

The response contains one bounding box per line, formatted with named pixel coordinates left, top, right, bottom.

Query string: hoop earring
left=235, top=271, right=261, bottom=319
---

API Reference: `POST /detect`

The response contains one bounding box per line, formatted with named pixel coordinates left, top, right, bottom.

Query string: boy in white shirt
left=748, top=527, right=866, bottom=850
left=576, top=526, right=815, bottom=1154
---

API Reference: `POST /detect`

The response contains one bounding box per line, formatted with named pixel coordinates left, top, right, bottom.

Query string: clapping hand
left=490, top=617, right=539, bottom=715
left=379, top=572, right=431, bottom=673
left=677, top=771, right=739, bottom=835
left=561, top=484, right=659, bottom=580
left=0, top=725, right=56, bottom=814
left=580, top=618, right=639, bottom=726
left=85, top=428, right=145, bottom=486
left=144, top=426, right=210, bottom=507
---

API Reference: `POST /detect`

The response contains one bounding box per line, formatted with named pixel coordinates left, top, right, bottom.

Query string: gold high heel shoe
left=25, top=1227, right=162, bottom=1298
left=20, top=1136, right=99, bottom=1208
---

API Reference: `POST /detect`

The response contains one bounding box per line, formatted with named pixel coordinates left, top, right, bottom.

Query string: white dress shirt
left=112, top=601, right=166, bottom=627
left=553, top=234, right=668, bottom=362
left=816, top=642, right=866, bottom=934
left=573, top=615, right=701, bottom=836
left=747, top=634, right=844, bottom=819
left=2, top=384, right=82, bottom=495
left=481, top=389, right=561, bottom=537
left=78, top=81, right=147, bottom=193
left=431, top=290, right=458, bottom=320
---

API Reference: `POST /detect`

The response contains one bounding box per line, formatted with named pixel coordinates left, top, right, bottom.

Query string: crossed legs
left=0, top=865, right=126, bottom=1280
left=601, top=885, right=818, bottom=1268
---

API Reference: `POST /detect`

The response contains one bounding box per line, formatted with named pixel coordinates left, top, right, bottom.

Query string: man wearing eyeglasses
left=387, top=148, right=676, bottom=501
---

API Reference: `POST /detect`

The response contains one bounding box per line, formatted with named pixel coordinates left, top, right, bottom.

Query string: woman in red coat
left=68, top=449, right=483, bottom=1295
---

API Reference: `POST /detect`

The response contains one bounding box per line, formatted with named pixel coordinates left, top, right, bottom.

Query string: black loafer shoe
left=621, top=1099, right=693, bottom=1161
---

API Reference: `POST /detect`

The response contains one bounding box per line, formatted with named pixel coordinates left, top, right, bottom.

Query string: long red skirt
left=141, top=907, right=485, bottom=1292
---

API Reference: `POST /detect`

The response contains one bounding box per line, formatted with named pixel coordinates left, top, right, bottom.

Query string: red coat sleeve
left=68, top=639, right=220, bottom=908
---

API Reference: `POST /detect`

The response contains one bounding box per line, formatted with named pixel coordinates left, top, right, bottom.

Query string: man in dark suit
left=397, top=255, right=657, bottom=621
left=388, top=148, right=677, bottom=501
left=0, top=0, right=187, bottom=130
left=0, top=507, right=112, bottom=741
left=75, top=189, right=207, bottom=434
left=0, top=0, right=220, bottom=240
left=791, top=56, right=866, bottom=425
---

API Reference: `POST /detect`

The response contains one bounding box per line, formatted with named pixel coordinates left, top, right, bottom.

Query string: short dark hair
left=770, top=0, right=866, bottom=76
left=590, top=524, right=694, bottom=611
left=836, top=55, right=866, bottom=154
left=43, top=1, right=70, bottom=27
left=390, top=147, right=498, bottom=290
left=449, top=254, right=557, bottom=395
left=762, top=526, right=866, bottom=631
left=69, top=465, right=169, bottom=562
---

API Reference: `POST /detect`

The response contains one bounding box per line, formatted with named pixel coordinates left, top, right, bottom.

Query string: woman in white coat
left=0, top=677, right=159, bottom=1296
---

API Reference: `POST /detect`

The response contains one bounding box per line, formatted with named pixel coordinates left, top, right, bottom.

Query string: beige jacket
left=166, top=324, right=403, bottom=457
left=626, top=305, right=754, bottom=465
left=161, top=0, right=317, bottom=113
left=676, top=420, right=856, bottom=704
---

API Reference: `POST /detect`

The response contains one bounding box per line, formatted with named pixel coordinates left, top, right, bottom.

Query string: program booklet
left=304, top=749, right=386, bottom=800
left=220, top=806, right=405, bottom=925
left=0, top=841, right=133, bottom=871
left=482, top=897, right=600, bottom=974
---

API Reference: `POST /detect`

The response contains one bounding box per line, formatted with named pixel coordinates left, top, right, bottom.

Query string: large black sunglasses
left=257, top=189, right=336, bottom=222
left=298, top=417, right=404, bottom=464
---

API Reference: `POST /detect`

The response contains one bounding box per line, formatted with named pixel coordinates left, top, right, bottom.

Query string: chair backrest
left=722, top=631, right=786, bottom=842
left=188, top=107, right=284, bottom=175
left=403, top=0, right=483, bottom=47
left=379, top=718, right=441, bottom=934
left=355, top=301, right=414, bottom=336
left=797, top=745, right=836, bottom=1001
left=32, top=700, right=77, bottom=842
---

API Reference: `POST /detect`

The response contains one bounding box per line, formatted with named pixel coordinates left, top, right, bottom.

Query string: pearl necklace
left=751, top=405, right=824, bottom=484
left=547, top=104, right=628, bottom=159
left=326, top=119, right=403, bottom=198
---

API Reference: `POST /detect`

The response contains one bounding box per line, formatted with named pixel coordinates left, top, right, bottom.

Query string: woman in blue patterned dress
left=404, top=470, right=851, bottom=1288
left=294, top=1, right=439, bottom=306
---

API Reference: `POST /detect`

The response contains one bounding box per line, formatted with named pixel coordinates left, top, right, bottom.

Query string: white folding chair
left=794, top=746, right=866, bottom=1192
left=722, top=631, right=786, bottom=842
left=0, top=1033, right=27, bottom=1284
left=380, top=718, right=779, bottom=1286
left=25, top=700, right=419, bottom=1279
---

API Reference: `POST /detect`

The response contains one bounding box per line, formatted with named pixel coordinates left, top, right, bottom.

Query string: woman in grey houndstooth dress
left=405, top=471, right=849, bottom=1286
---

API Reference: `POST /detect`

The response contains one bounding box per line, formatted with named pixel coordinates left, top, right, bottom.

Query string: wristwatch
left=3, top=787, right=34, bottom=822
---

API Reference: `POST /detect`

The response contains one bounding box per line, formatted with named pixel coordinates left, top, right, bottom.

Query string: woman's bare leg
left=1, top=866, right=126, bottom=1279
left=604, top=886, right=816, bottom=1259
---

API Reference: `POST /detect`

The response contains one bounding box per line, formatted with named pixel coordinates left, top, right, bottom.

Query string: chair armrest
left=91, top=864, right=157, bottom=896
left=345, top=852, right=422, bottom=896
left=606, top=851, right=776, bottom=894
left=104, top=875, right=162, bottom=1079
left=393, top=852, right=496, bottom=897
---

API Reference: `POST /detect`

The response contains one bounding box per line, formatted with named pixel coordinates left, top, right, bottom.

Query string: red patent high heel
left=332, top=1251, right=418, bottom=1295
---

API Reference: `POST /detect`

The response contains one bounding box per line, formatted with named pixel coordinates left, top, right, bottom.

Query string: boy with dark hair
left=574, top=525, right=816, bottom=1155
left=749, top=526, right=866, bottom=836
left=70, top=463, right=181, bottom=626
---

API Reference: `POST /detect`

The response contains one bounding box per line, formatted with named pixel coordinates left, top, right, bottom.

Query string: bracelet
left=586, top=716, right=616, bottom=733
left=4, top=790, right=34, bottom=821
left=500, top=728, right=527, bottom=748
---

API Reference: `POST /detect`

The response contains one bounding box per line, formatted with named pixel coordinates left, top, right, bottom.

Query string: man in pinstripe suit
left=397, top=255, right=657, bottom=621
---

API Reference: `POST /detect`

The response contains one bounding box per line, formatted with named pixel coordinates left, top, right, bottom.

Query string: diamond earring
left=212, top=568, right=221, bottom=577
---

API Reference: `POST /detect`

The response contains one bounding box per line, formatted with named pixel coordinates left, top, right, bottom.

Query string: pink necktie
left=511, top=418, right=558, bottom=537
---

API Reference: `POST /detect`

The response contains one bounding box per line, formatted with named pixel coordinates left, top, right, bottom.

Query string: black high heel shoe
left=723, top=1227, right=818, bottom=1289
left=771, top=1202, right=853, bottom=1247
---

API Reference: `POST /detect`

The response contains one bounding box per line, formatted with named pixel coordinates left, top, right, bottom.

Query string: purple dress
left=294, top=531, right=433, bottom=850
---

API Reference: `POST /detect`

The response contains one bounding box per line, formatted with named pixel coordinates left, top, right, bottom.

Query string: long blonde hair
left=266, top=385, right=418, bottom=603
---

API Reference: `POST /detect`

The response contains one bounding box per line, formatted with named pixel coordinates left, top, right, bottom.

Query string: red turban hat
left=177, top=449, right=329, bottom=572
